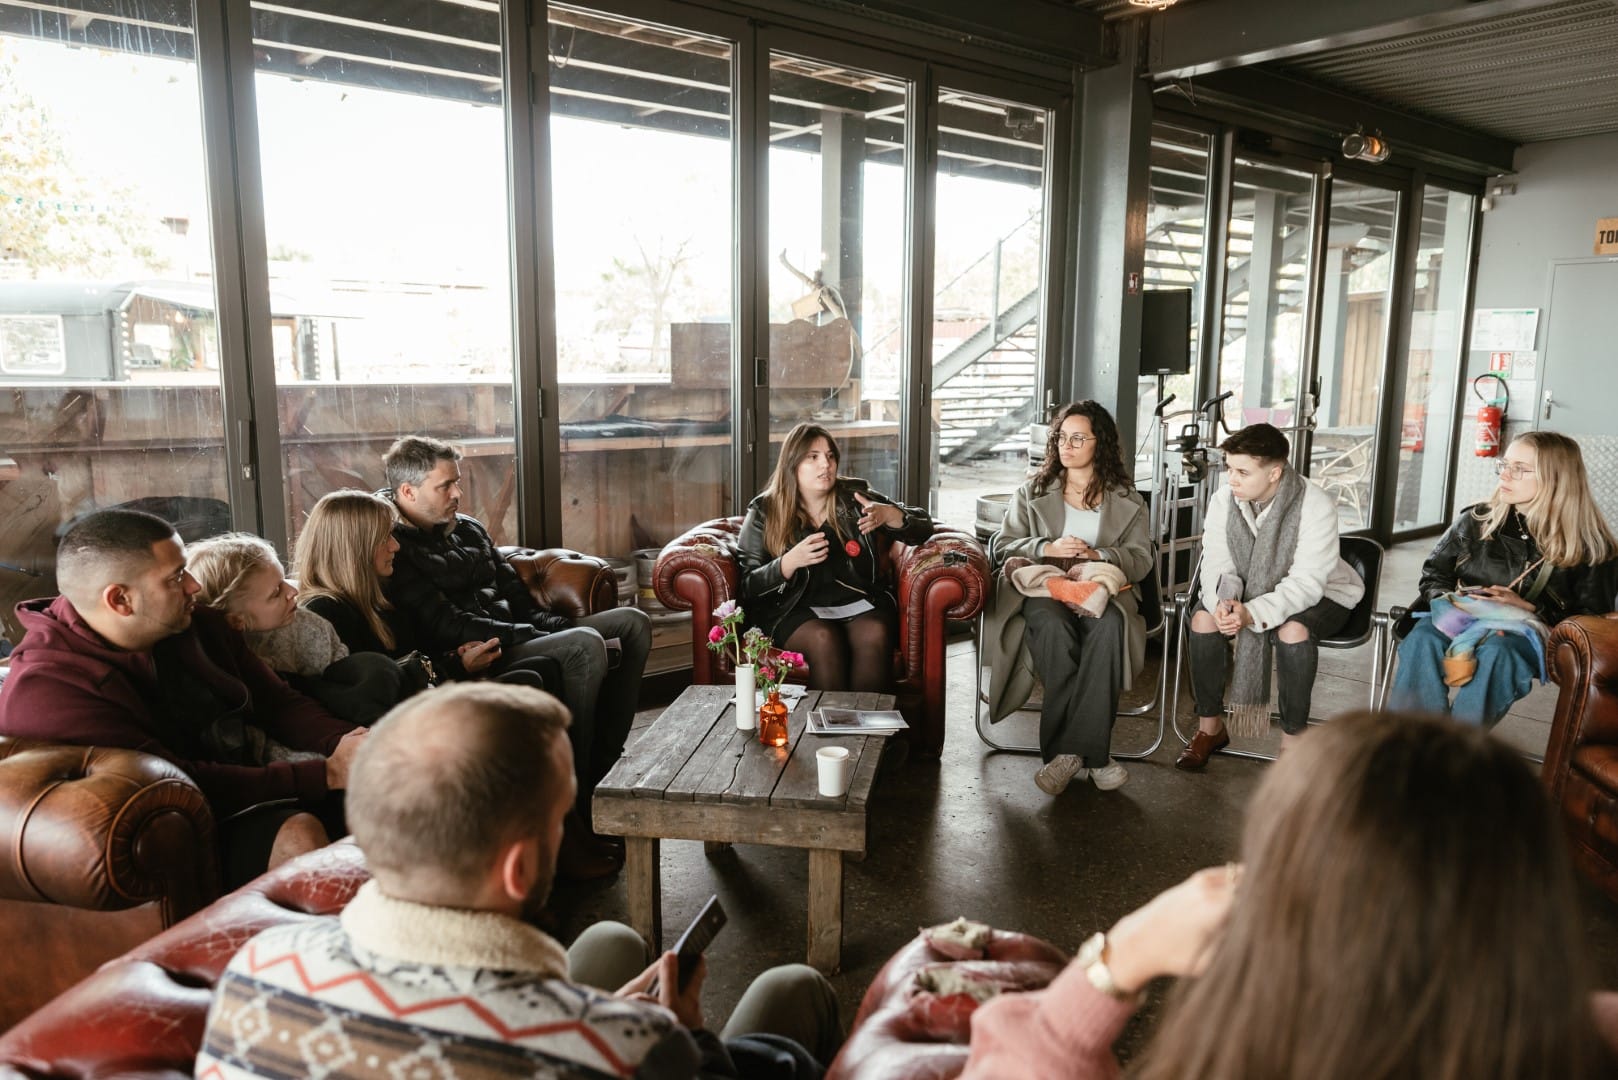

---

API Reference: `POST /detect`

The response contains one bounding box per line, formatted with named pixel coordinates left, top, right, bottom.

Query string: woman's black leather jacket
left=1413, top=503, right=1611, bottom=625
left=735, top=477, right=932, bottom=639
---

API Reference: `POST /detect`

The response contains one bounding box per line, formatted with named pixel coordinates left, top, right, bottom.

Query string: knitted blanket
left=1004, top=560, right=1131, bottom=618
left=1414, top=592, right=1551, bottom=687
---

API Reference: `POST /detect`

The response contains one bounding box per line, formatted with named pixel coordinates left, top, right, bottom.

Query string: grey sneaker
left=1091, top=760, right=1129, bottom=791
left=1035, top=754, right=1088, bottom=795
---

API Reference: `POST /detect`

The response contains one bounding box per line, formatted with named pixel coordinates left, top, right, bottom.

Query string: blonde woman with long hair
left=295, top=490, right=550, bottom=686
left=1390, top=430, right=1617, bottom=726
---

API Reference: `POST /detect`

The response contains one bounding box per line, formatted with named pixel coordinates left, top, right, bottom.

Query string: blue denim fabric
left=1389, top=619, right=1537, bottom=728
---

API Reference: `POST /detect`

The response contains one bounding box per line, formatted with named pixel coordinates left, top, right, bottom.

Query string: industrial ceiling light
left=1341, top=129, right=1392, bottom=164
left=1129, top=0, right=1182, bottom=9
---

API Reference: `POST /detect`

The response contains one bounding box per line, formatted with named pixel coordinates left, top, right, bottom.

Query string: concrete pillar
left=1067, top=20, right=1152, bottom=454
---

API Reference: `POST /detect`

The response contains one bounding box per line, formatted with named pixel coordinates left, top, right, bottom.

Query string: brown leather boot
left=558, top=812, right=623, bottom=881
left=1175, top=727, right=1230, bottom=771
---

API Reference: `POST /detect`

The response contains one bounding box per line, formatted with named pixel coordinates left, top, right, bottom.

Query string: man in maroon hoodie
left=0, top=508, right=364, bottom=884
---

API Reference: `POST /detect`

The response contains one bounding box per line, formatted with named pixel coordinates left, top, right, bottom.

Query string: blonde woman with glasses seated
left=1390, top=430, right=1618, bottom=727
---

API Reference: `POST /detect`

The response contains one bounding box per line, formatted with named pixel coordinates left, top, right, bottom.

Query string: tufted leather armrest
left=1546, top=615, right=1618, bottom=788
left=502, top=547, right=617, bottom=619
left=826, top=929, right=1068, bottom=1080
left=1546, top=615, right=1618, bottom=904
left=0, top=737, right=218, bottom=923
left=0, top=840, right=369, bottom=1079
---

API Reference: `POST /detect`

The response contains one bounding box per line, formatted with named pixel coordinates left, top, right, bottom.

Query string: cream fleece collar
left=340, top=880, right=570, bottom=977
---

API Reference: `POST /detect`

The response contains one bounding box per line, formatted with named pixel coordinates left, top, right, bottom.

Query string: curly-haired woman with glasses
left=1390, top=430, right=1618, bottom=726
left=983, top=401, right=1153, bottom=794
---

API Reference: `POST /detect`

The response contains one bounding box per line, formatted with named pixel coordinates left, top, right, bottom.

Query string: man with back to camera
left=196, top=681, right=842, bottom=1080
left=380, top=435, right=653, bottom=879
left=0, top=509, right=363, bottom=884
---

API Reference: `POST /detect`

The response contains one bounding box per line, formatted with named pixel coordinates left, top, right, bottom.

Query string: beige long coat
left=982, top=481, right=1154, bottom=723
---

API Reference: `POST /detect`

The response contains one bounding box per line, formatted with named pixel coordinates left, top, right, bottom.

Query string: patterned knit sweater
left=196, top=881, right=732, bottom=1079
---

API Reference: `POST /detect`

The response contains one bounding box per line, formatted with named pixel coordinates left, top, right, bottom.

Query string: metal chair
left=1168, top=535, right=1389, bottom=763
left=974, top=558, right=1175, bottom=760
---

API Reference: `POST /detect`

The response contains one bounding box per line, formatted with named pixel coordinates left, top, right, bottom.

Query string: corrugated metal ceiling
left=1264, top=0, right=1618, bottom=143
left=1066, top=0, right=1618, bottom=145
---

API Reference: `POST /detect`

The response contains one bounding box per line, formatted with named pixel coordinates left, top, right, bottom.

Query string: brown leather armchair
left=653, top=518, right=990, bottom=759
left=0, top=737, right=217, bottom=1033
left=0, top=548, right=611, bottom=1034
left=1546, top=613, right=1618, bottom=903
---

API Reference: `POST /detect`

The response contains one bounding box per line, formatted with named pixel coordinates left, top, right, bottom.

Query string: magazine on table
left=807, top=707, right=909, bottom=736
left=754, top=683, right=809, bottom=707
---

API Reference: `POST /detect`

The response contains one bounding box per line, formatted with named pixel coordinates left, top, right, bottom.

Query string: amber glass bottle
left=759, top=689, right=790, bottom=747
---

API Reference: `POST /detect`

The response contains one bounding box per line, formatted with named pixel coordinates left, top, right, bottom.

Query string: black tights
left=783, top=612, right=893, bottom=692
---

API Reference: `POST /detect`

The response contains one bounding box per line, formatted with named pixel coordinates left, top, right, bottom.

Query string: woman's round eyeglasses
left=1056, top=434, right=1095, bottom=449
left=1494, top=461, right=1535, bottom=479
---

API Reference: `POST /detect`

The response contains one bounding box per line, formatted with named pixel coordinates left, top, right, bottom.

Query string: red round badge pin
left=844, top=539, right=862, bottom=557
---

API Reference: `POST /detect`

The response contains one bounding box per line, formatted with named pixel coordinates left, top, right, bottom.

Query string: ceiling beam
left=832, top=0, right=1107, bottom=68
left=1163, top=67, right=1518, bottom=175
left=1148, top=0, right=1570, bottom=80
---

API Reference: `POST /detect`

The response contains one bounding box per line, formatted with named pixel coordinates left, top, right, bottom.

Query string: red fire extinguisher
left=1473, top=372, right=1510, bottom=458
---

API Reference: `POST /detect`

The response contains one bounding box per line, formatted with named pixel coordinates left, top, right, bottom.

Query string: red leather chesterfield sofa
left=826, top=928, right=1068, bottom=1080
left=1546, top=613, right=1618, bottom=903
left=0, top=835, right=1066, bottom=1080
left=653, top=517, right=990, bottom=758
left=0, top=547, right=613, bottom=1032
left=0, top=841, right=369, bottom=1077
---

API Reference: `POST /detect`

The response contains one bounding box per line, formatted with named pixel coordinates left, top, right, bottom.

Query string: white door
left=1539, top=259, right=1618, bottom=438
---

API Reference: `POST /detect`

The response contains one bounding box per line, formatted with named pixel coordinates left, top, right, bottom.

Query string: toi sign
left=1597, top=216, right=1618, bottom=256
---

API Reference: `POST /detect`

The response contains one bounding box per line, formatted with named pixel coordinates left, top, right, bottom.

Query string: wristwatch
left=1075, top=932, right=1136, bottom=1001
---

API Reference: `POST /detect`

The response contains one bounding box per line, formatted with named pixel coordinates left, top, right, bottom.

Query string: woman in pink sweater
left=962, top=711, right=1616, bottom=1080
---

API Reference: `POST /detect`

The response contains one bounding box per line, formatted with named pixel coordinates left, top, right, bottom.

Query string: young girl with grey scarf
left=1178, top=424, right=1365, bottom=770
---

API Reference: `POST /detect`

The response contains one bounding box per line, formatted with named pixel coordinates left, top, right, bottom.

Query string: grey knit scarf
left=1224, top=465, right=1306, bottom=737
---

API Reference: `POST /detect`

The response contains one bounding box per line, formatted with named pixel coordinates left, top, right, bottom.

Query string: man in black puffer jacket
left=381, top=435, right=650, bottom=879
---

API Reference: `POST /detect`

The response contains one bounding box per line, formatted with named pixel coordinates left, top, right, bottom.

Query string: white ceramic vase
left=734, top=664, right=757, bottom=730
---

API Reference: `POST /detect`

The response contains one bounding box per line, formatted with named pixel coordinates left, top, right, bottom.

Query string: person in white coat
left=1177, top=423, right=1365, bottom=769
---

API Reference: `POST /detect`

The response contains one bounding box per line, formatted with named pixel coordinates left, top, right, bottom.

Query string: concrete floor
left=550, top=539, right=1618, bottom=1058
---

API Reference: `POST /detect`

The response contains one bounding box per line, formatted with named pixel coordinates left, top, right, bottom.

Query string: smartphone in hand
left=649, top=895, right=727, bottom=996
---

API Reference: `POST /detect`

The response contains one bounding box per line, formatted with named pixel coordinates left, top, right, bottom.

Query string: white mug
left=816, top=745, right=854, bottom=797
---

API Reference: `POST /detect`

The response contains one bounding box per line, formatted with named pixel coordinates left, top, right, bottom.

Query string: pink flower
left=780, top=651, right=806, bottom=668
left=713, top=600, right=739, bottom=620
left=708, top=625, right=725, bottom=644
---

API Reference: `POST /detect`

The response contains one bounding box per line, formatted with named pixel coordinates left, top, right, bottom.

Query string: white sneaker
left=1035, top=754, right=1088, bottom=795
left=1090, top=760, right=1129, bottom=791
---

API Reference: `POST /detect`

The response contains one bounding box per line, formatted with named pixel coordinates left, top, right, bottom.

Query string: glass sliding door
left=929, top=87, right=1049, bottom=535
left=1393, top=187, right=1475, bottom=531
left=0, top=5, right=231, bottom=641
left=766, top=51, right=909, bottom=493
left=250, top=0, right=517, bottom=545
left=1218, top=159, right=1316, bottom=438
left=548, top=6, right=734, bottom=561
left=1141, top=124, right=1211, bottom=467
left=1311, top=179, right=1399, bottom=530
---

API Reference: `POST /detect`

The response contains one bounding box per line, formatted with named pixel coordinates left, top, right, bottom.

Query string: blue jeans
left=1388, top=620, right=1537, bottom=728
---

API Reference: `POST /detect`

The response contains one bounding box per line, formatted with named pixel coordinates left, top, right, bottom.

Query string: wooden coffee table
left=592, top=683, right=890, bottom=973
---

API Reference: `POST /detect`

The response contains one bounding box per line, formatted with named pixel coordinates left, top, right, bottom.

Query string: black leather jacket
left=1413, top=503, right=1611, bottom=626
left=382, top=492, right=571, bottom=653
left=736, top=478, right=933, bottom=639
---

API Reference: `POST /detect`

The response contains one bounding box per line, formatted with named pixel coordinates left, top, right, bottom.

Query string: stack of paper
left=806, top=708, right=908, bottom=736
